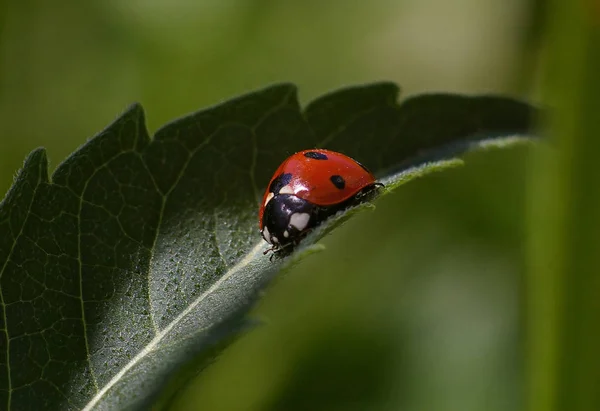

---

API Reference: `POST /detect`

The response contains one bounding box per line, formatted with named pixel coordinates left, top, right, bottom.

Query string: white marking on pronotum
left=289, top=213, right=310, bottom=231
left=82, top=242, right=266, bottom=411
left=261, top=226, right=271, bottom=244
left=279, top=185, right=294, bottom=195
left=283, top=230, right=289, bottom=238
left=264, top=192, right=274, bottom=206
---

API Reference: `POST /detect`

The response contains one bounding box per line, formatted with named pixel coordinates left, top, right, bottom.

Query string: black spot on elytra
left=304, top=151, right=328, bottom=160
left=269, top=173, right=293, bottom=194
left=330, top=175, right=346, bottom=190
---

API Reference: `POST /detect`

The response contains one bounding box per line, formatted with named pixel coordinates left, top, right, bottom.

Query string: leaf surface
left=0, top=83, right=535, bottom=410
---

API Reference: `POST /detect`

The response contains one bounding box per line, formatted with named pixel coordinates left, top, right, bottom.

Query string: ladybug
left=259, top=149, right=383, bottom=256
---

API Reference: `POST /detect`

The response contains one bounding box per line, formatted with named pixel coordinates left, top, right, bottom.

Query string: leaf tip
left=121, top=101, right=147, bottom=128
left=0, top=147, right=48, bottom=207
left=21, top=146, right=49, bottom=182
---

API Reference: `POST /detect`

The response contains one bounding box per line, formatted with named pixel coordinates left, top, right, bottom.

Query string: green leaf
left=0, top=82, right=535, bottom=410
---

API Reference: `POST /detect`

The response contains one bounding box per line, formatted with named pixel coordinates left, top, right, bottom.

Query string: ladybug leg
left=353, top=183, right=384, bottom=202
left=263, top=245, right=278, bottom=256
left=274, top=241, right=296, bottom=260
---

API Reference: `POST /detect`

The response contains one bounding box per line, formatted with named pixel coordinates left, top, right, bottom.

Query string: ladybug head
left=260, top=194, right=316, bottom=247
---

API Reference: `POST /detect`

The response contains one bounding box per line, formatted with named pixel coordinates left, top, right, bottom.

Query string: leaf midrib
left=82, top=241, right=265, bottom=410
left=78, top=90, right=296, bottom=408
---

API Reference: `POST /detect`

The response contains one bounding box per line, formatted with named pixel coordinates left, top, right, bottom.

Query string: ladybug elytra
left=259, top=149, right=382, bottom=255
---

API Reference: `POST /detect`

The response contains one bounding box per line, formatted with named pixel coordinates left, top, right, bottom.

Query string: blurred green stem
left=527, top=1, right=600, bottom=411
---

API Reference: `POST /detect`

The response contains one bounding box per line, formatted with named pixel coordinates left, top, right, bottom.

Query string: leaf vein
left=77, top=152, right=139, bottom=393
left=0, top=158, right=45, bottom=410
left=315, top=106, right=382, bottom=148
left=82, top=241, right=266, bottom=410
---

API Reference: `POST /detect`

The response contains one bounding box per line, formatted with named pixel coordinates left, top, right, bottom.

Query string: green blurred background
left=0, top=1, right=545, bottom=410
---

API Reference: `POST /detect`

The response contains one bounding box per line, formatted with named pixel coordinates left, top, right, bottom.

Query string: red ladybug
left=259, top=149, right=382, bottom=255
